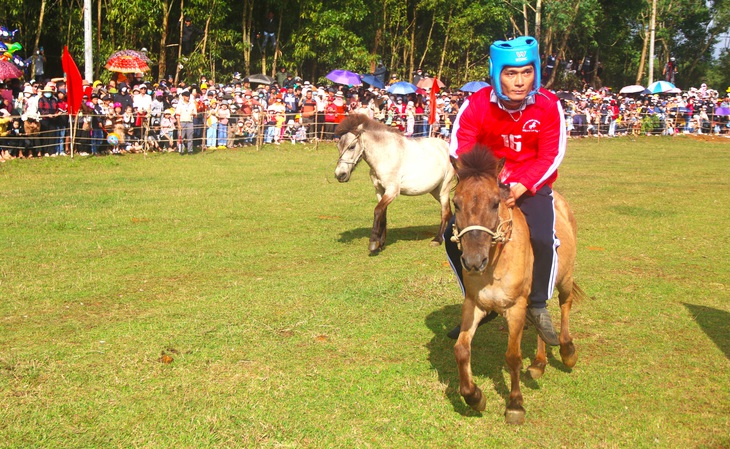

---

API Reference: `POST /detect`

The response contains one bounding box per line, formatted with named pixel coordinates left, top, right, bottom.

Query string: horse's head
left=334, top=131, right=365, bottom=182
left=452, top=148, right=511, bottom=273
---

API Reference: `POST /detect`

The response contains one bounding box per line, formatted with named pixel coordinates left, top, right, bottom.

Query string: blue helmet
left=489, top=36, right=541, bottom=102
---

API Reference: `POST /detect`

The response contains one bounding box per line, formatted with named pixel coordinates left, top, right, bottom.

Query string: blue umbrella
left=360, top=74, right=385, bottom=89
left=326, top=69, right=362, bottom=86
left=386, top=81, right=418, bottom=95
left=460, top=81, right=490, bottom=92
left=646, top=80, right=676, bottom=94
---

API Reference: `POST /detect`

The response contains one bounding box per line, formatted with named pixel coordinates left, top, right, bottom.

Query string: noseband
left=450, top=208, right=513, bottom=251
left=337, top=133, right=364, bottom=166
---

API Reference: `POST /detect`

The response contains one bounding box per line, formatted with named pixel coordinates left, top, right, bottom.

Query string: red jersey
left=449, top=86, right=567, bottom=195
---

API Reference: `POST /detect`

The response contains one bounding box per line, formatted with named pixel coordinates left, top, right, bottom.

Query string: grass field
left=1, top=137, right=729, bottom=448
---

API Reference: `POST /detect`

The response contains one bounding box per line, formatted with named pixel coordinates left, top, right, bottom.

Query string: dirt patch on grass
left=681, top=134, right=730, bottom=143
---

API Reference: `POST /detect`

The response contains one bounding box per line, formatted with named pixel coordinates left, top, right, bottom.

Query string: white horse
left=334, top=114, right=454, bottom=254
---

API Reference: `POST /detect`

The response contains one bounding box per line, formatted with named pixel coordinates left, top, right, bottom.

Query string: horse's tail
left=571, top=282, right=589, bottom=304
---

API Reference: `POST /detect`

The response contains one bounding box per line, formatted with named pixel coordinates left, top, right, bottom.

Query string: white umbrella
left=619, top=85, right=645, bottom=94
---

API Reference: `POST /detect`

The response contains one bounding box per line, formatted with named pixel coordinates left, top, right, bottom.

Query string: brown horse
left=450, top=149, right=585, bottom=424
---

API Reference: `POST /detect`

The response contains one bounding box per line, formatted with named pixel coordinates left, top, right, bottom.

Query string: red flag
left=428, top=78, right=440, bottom=125
left=62, top=46, right=83, bottom=116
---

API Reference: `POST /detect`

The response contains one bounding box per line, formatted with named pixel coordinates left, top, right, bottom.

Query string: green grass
left=1, top=137, right=729, bottom=448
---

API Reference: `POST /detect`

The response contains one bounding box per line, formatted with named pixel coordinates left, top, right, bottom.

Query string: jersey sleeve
left=449, top=94, right=484, bottom=158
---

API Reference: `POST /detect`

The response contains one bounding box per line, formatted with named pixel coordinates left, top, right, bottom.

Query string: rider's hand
left=505, top=183, right=527, bottom=208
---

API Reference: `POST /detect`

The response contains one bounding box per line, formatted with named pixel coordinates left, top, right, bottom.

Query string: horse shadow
left=425, top=304, right=548, bottom=416
left=338, top=225, right=439, bottom=248
left=683, top=303, right=730, bottom=360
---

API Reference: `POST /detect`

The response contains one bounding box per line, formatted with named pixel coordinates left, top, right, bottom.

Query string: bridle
left=337, top=133, right=364, bottom=166
left=450, top=208, right=513, bottom=251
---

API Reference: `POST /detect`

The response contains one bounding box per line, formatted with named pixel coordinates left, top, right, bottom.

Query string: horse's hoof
left=466, top=390, right=487, bottom=412
left=505, top=406, right=526, bottom=425
left=368, top=241, right=381, bottom=253
left=429, top=239, right=442, bottom=247
left=527, top=362, right=546, bottom=380
left=560, top=342, right=578, bottom=368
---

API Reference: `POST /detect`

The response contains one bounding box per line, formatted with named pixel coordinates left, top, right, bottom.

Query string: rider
left=445, top=36, right=566, bottom=346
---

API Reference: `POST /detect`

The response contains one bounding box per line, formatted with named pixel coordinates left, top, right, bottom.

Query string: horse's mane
left=335, top=114, right=401, bottom=137
left=456, top=147, right=500, bottom=181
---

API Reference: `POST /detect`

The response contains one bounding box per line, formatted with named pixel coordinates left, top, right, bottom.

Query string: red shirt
left=449, top=87, right=566, bottom=195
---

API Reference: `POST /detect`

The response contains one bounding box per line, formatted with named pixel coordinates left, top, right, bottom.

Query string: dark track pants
left=444, top=185, right=559, bottom=308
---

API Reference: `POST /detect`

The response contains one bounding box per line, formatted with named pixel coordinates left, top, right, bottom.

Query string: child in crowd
left=147, top=122, right=161, bottom=151
left=159, top=109, right=176, bottom=151
left=243, top=118, right=256, bottom=145
left=124, top=126, right=144, bottom=153
left=284, top=119, right=298, bottom=144
left=205, top=99, right=218, bottom=149
left=295, top=122, right=307, bottom=144
left=232, top=119, right=246, bottom=147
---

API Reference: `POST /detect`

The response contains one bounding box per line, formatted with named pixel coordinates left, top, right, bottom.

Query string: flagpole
left=69, top=114, right=74, bottom=158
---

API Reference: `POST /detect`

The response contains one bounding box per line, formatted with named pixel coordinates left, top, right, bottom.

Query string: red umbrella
left=417, top=77, right=445, bottom=90
left=0, top=60, right=23, bottom=80
left=105, top=54, right=150, bottom=73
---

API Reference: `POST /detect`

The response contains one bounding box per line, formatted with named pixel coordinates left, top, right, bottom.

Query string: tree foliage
left=1, top=0, right=727, bottom=90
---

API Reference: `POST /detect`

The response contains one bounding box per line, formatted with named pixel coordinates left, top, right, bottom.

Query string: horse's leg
left=454, top=299, right=488, bottom=412
left=557, top=281, right=579, bottom=368
left=527, top=337, right=547, bottom=380
left=429, top=185, right=453, bottom=246
left=369, top=189, right=396, bottom=253
left=504, top=304, right=527, bottom=425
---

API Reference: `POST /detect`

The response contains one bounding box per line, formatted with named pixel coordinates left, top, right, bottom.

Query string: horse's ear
left=499, top=182, right=511, bottom=201
left=496, top=158, right=509, bottom=200
left=355, top=123, right=365, bottom=135
left=450, top=155, right=461, bottom=171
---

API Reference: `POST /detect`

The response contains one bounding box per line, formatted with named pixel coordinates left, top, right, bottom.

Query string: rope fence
left=2, top=107, right=728, bottom=158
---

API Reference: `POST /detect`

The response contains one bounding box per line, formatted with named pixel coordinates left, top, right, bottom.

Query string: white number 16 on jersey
left=501, top=134, right=522, bottom=152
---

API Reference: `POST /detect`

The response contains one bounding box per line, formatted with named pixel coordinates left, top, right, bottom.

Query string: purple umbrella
left=326, top=69, right=362, bottom=86
left=714, top=107, right=730, bottom=116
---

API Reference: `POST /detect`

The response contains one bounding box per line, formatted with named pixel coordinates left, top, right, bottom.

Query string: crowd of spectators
left=1, top=70, right=729, bottom=162
left=558, top=84, right=730, bottom=137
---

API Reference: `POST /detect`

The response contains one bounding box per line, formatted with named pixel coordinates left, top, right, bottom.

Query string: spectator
left=663, top=57, right=678, bottom=84
left=31, top=48, right=46, bottom=84
left=37, top=83, right=59, bottom=157
left=175, top=90, right=197, bottom=154
left=260, top=11, right=277, bottom=51
left=182, top=17, right=198, bottom=55
left=217, top=101, right=231, bottom=148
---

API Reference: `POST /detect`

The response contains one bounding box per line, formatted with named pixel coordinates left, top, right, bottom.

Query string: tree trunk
left=66, top=0, right=73, bottom=47
left=417, top=12, right=435, bottom=72
left=636, top=22, right=649, bottom=84
left=242, top=0, right=253, bottom=75
left=97, top=0, right=102, bottom=62
left=175, top=0, right=184, bottom=84
left=31, top=0, right=47, bottom=79
left=201, top=0, right=216, bottom=54
left=158, top=0, right=172, bottom=81
left=408, top=7, right=416, bottom=82
left=271, top=7, right=283, bottom=76
left=437, top=5, right=454, bottom=79
left=535, top=0, right=536, bottom=44
left=523, top=3, right=529, bottom=36
left=545, top=0, right=581, bottom=89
